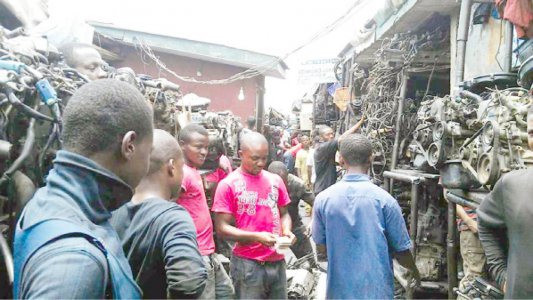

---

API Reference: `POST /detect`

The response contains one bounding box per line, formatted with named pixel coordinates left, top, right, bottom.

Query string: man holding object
left=213, top=132, right=294, bottom=299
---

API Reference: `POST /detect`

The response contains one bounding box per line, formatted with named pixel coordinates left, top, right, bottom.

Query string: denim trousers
left=283, top=152, right=296, bottom=174
left=230, top=255, right=287, bottom=299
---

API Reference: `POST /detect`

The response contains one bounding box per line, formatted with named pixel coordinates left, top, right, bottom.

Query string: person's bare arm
left=395, top=250, right=421, bottom=285
left=280, top=206, right=296, bottom=244
left=477, top=179, right=508, bottom=291
left=339, top=115, right=365, bottom=141
left=316, top=244, right=327, bottom=261
left=214, top=213, right=277, bottom=247
left=456, top=204, right=478, bottom=233
left=301, top=191, right=315, bottom=207
left=205, top=181, right=217, bottom=207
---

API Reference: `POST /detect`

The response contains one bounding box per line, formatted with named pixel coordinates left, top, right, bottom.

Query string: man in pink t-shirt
left=202, top=136, right=233, bottom=207
left=177, top=124, right=234, bottom=299
left=205, top=155, right=232, bottom=187
left=213, top=132, right=294, bottom=299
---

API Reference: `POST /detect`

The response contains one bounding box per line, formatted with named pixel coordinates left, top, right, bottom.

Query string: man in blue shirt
left=312, top=134, right=420, bottom=299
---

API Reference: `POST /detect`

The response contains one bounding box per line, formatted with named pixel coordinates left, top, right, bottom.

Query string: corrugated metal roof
left=89, top=22, right=288, bottom=79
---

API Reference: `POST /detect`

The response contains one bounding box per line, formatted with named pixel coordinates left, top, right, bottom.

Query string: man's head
left=300, top=135, right=310, bottom=149
left=60, top=43, right=107, bottom=80
left=246, top=116, right=256, bottom=130
left=178, top=124, right=209, bottom=168
left=318, top=126, right=335, bottom=142
left=146, top=129, right=184, bottom=199
left=62, top=79, right=154, bottom=188
left=267, top=161, right=288, bottom=185
left=528, top=105, right=533, bottom=150
left=291, top=130, right=300, bottom=139
left=202, top=136, right=226, bottom=170
left=271, top=128, right=281, bottom=144
left=208, top=136, right=226, bottom=158
left=339, top=134, right=373, bottom=170
left=240, top=132, right=269, bottom=175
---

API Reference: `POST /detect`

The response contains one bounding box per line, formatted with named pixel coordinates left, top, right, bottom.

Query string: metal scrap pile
left=407, top=87, right=533, bottom=189
left=346, top=22, right=533, bottom=296
left=337, top=27, right=456, bottom=294
left=352, top=27, right=450, bottom=178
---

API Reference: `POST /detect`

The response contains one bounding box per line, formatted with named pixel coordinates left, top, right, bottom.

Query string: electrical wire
left=134, top=0, right=367, bottom=85
left=355, top=28, right=449, bottom=175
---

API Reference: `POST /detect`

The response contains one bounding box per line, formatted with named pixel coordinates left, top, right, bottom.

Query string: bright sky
left=47, top=0, right=381, bottom=113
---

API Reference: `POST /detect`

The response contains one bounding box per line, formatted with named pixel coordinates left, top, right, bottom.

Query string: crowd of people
left=11, top=41, right=533, bottom=300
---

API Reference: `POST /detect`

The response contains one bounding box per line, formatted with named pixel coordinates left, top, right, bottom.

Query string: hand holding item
left=275, top=235, right=294, bottom=254
left=284, top=231, right=296, bottom=245
left=255, top=232, right=278, bottom=247
left=275, top=236, right=292, bottom=248
left=405, top=268, right=421, bottom=289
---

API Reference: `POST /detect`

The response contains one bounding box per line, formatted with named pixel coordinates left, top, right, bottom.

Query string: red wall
left=116, top=48, right=260, bottom=122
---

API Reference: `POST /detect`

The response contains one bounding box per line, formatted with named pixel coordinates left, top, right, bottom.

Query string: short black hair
left=268, top=161, right=288, bottom=178
left=339, top=134, right=373, bottom=166
left=208, top=136, right=226, bottom=156
left=178, top=123, right=208, bottom=143
left=247, top=116, right=256, bottom=129
left=148, top=129, right=182, bottom=175
left=59, top=42, right=97, bottom=67
left=291, top=130, right=300, bottom=138
left=62, top=79, right=154, bottom=156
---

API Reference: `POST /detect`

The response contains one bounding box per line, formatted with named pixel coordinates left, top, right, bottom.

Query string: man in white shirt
left=306, top=136, right=319, bottom=189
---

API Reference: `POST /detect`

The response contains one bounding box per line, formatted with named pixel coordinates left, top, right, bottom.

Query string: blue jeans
left=283, top=152, right=295, bottom=174
left=230, top=256, right=287, bottom=299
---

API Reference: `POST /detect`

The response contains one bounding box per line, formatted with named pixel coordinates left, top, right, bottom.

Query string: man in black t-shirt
left=111, top=129, right=207, bottom=299
left=477, top=105, right=533, bottom=298
left=313, top=117, right=365, bottom=195
left=268, top=161, right=315, bottom=259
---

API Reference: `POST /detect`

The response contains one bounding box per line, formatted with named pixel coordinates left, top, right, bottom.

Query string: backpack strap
left=13, top=218, right=141, bottom=299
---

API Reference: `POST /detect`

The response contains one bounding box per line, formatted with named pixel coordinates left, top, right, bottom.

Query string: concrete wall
left=115, top=47, right=260, bottom=122
left=450, top=4, right=515, bottom=90
left=450, top=7, right=459, bottom=91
